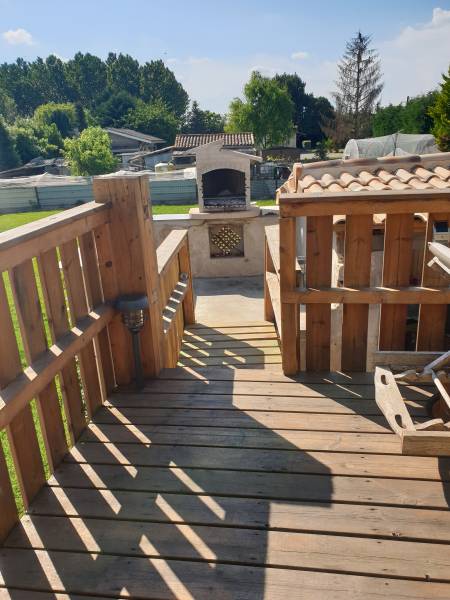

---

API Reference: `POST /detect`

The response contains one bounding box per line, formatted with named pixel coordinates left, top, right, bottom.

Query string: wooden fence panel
left=417, top=213, right=449, bottom=351
left=11, top=259, right=67, bottom=472
left=1, top=273, right=45, bottom=508
left=379, top=214, right=414, bottom=350
left=60, top=239, right=103, bottom=419
left=178, top=240, right=195, bottom=326
left=341, top=215, right=373, bottom=371
left=306, top=216, right=333, bottom=371
left=79, top=231, right=115, bottom=396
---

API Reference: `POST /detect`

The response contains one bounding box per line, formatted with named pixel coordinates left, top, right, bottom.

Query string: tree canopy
left=0, top=117, right=20, bottom=171
left=227, top=72, right=294, bottom=148
left=429, top=66, right=450, bottom=151
left=123, top=100, right=179, bottom=144
left=63, top=126, right=118, bottom=175
left=372, top=92, right=437, bottom=137
left=184, top=101, right=225, bottom=134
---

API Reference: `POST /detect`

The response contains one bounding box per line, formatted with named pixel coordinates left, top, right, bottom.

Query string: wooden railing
left=0, top=174, right=194, bottom=542
left=266, top=188, right=450, bottom=375
left=157, top=229, right=195, bottom=367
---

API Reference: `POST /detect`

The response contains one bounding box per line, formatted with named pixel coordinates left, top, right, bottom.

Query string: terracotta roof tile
left=174, top=133, right=255, bottom=150
left=282, top=153, right=450, bottom=197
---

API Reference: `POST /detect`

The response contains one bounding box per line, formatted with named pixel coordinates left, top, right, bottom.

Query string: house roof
left=282, top=153, right=450, bottom=195
left=174, top=132, right=255, bottom=150
left=106, top=127, right=166, bottom=145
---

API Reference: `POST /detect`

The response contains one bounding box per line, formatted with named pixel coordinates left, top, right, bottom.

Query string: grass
left=0, top=210, right=61, bottom=233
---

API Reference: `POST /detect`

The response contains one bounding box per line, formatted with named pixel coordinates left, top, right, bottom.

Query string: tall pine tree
left=333, top=32, right=383, bottom=139
left=430, top=66, right=450, bottom=151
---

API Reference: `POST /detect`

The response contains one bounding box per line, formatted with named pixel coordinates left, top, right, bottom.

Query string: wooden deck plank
left=65, top=442, right=450, bottom=481
left=82, top=423, right=403, bottom=453
left=48, top=463, right=450, bottom=509
left=180, top=346, right=281, bottom=357
left=105, top=393, right=426, bottom=416
left=2, top=547, right=450, bottom=599
left=178, top=356, right=283, bottom=367
left=93, top=407, right=394, bottom=432
left=2, top=353, right=450, bottom=600
left=6, top=514, right=450, bottom=582
left=28, top=486, right=450, bottom=543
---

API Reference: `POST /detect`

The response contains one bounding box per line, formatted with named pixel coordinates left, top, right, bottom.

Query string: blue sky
left=1, top=0, right=449, bottom=112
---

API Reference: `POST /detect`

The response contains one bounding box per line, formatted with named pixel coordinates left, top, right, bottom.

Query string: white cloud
left=378, top=7, right=450, bottom=104
left=291, top=51, right=309, bottom=60
left=2, top=28, right=34, bottom=45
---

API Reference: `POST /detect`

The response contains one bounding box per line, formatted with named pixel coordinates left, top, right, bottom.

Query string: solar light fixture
left=116, top=294, right=149, bottom=389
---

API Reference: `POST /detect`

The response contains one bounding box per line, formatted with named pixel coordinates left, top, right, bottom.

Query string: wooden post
left=306, top=216, right=333, bottom=371
left=280, top=216, right=300, bottom=374
left=341, top=215, right=373, bottom=371
left=264, top=238, right=275, bottom=323
left=178, top=238, right=195, bottom=326
left=379, top=214, right=414, bottom=350
left=93, top=175, right=164, bottom=383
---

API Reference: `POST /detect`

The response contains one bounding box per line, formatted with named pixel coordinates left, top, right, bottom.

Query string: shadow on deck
left=1, top=324, right=450, bottom=599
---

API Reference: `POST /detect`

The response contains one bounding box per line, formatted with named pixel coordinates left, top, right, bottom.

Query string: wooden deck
left=2, top=325, right=450, bottom=599
left=178, top=322, right=281, bottom=368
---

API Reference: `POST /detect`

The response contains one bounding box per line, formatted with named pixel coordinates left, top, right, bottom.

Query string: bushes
left=63, top=126, right=118, bottom=175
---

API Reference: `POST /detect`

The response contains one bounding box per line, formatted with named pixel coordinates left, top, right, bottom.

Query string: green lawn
left=0, top=210, right=61, bottom=233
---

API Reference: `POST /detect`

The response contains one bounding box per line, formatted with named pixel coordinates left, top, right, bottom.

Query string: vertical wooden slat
left=379, top=214, right=414, bottom=350
left=94, top=222, right=130, bottom=386
left=0, top=279, right=20, bottom=540
left=11, top=259, right=68, bottom=472
left=59, top=239, right=103, bottom=417
left=264, top=238, right=275, bottom=323
left=79, top=230, right=115, bottom=395
left=280, top=216, right=300, bottom=374
left=93, top=175, right=164, bottom=383
left=178, top=238, right=195, bottom=326
left=341, top=215, right=373, bottom=371
left=1, top=273, right=45, bottom=508
left=306, top=216, right=333, bottom=371
left=417, top=213, right=449, bottom=350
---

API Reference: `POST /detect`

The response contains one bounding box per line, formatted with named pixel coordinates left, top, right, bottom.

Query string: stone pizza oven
left=189, top=140, right=261, bottom=212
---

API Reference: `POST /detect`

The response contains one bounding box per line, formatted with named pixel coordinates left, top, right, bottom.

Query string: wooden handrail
left=0, top=202, right=110, bottom=271
left=282, top=286, right=450, bottom=304
left=157, top=229, right=188, bottom=276
left=0, top=304, right=114, bottom=430
left=279, top=188, right=450, bottom=217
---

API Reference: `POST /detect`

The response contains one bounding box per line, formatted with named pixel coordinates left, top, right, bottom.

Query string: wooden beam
left=93, top=175, right=164, bottom=382
left=178, top=239, right=195, bottom=325
left=401, top=431, right=450, bottom=456
left=266, top=271, right=282, bottom=338
left=379, top=214, right=414, bottom=350
left=279, top=189, right=450, bottom=218
left=282, top=286, right=449, bottom=304
left=279, top=216, right=300, bottom=374
left=303, top=216, right=333, bottom=371
left=162, top=277, right=190, bottom=335
left=0, top=202, right=109, bottom=271
left=157, top=229, right=188, bottom=276
left=0, top=304, right=114, bottom=431
left=342, top=215, right=372, bottom=371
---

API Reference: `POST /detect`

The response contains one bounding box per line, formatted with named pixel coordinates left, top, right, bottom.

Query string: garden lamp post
left=116, top=294, right=149, bottom=389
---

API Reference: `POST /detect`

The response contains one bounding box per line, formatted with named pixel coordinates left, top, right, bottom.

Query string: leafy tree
left=140, top=60, right=189, bottom=118
left=65, top=53, right=107, bottom=108
left=64, top=126, right=118, bottom=175
left=227, top=71, right=294, bottom=148
left=34, top=102, right=77, bottom=137
left=96, top=91, right=137, bottom=127
left=429, top=67, right=450, bottom=151
left=0, top=117, right=20, bottom=170
left=333, top=31, right=383, bottom=139
left=372, top=93, right=437, bottom=137
left=75, top=102, right=88, bottom=131
left=124, top=100, right=179, bottom=143
left=106, top=53, right=140, bottom=97
left=11, top=117, right=64, bottom=162
left=0, top=90, right=17, bottom=123
left=184, top=101, right=225, bottom=133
